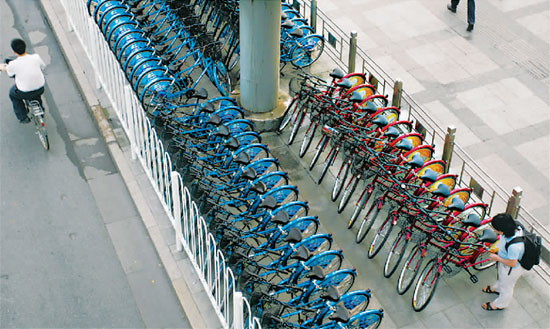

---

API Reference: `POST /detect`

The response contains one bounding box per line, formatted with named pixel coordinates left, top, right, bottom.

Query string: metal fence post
left=506, top=187, right=523, bottom=219
left=233, top=291, right=244, bottom=329
left=348, top=31, right=357, bottom=73
left=310, top=0, right=318, bottom=32
left=391, top=79, right=403, bottom=108
left=441, top=126, right=456, bottom=173
left=171, top=172, right=183, bottom=251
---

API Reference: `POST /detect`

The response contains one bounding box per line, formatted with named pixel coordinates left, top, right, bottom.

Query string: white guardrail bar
left=56, top=1, right=261, bottom=328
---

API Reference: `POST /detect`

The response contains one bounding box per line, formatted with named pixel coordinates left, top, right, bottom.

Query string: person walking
left=447, top=0, right=475, bottom=32
left=0, top=38, right=46, bottom=123
left=481, top=213, right=525, bottom=311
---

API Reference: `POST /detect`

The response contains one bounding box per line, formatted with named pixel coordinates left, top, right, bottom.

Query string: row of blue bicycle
left=87, top=0, right=382, bottom=328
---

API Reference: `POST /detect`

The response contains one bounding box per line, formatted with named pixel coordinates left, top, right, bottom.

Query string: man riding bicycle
left=0, top=38, right=46, bottom=124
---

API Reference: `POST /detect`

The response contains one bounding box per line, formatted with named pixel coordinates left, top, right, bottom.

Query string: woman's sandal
left=482, top=302, right=504, bottom=311
left=482, top=285, right=499, bottom=295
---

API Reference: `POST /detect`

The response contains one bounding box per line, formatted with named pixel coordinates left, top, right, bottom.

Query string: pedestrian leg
left=8, top=85, right=28, bottom=121
left=467, top=0, right=475, bottom=25
left=492, top=265, right=524, bottom=309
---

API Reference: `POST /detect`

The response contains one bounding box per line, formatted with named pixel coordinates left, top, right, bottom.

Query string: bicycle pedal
left=443, top=264, right=452, bottom=273
left=470, top=275, right=478, bottom=284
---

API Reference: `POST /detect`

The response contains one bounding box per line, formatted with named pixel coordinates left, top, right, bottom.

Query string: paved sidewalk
left=313, top=0, right=549, bottom=227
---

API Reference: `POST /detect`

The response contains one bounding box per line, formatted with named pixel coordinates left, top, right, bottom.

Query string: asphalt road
left=0, top=0, right=190, bottom=327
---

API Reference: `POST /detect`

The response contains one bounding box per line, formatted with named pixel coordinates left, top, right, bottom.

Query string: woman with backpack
left=482, top=213, right=525, bottom=311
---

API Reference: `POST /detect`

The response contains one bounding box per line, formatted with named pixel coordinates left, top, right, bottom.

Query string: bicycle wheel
left=384, top=231, right=408, bottom=278
left=214, top=60, right=232, bottom=96
left=317, top=147, right=336, bottom=184
left=278, top=96, right=300, bottom=132
left=348, top=188, right=368, bottom=229
left=397, top=245, right=424, bottom=295
left=367, top=215, right=393, bottom=257
left=35, top=115, right=49, bottom=150
left=308, top=135, right=327, bottom=170
left=412, top=259, right=440, bottom=312
left=337, top=174, right=359, bottom=213
left=291, top=35, right=324, bottom=68
left=347, top=310, right=383, bottom=329
left=288, top=110, right=305, bottom=145
left=356, top=200, right=383, bottom=244
left=472, top=248, right=497, bottom=271
left=299, top=123, right=316, bottom=158
left=331, top=161, right=349, bottom=201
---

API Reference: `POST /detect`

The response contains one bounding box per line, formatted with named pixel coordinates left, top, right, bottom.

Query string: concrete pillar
left=240, top=0, right=280, bottom=113
left=348, top=31, right=357, bottom=73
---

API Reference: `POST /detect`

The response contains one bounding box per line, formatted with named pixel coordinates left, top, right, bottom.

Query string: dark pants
left=9, top=85, right=44, bottom=121
left=451, top=0, right=475, bottom=25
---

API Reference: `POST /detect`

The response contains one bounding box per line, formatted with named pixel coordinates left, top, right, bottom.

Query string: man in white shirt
left=0, top=38, right=46, bottom=124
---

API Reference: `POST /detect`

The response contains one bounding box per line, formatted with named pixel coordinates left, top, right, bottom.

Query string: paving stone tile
left=423, top=100, right=481, bottom=146
left=372, top=55, right=426, bottom=94
left=487, top=0, right=546, bottom=12
left=516, top=11, right=550, bottom=43
left=418, top=311, right=453, bottom=328
left=426, top=60, right=471, bottom=84
left=443, top=303, right=484, bottom=328
left=514, top=136, right=550, bottom=178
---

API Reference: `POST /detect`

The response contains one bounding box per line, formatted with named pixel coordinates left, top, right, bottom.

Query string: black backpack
left=505, top=222, right=542, bottom=270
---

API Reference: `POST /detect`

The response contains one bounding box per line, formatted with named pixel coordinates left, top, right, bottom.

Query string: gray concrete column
left=240, top=0, right=281, bottom=113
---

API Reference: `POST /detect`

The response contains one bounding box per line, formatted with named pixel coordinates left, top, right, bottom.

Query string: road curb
left=37, top=1, right=216, bottom=328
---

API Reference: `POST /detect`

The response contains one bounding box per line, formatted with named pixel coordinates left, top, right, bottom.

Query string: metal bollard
left=505, top=187, right=523, bottom=219
left=348, top=31, right=357, bottom=73
left=441, top=126, right=456, bottom=173
left=310, top=0, right=318, bottom=32
left=391, top=79, right=403, bottom=108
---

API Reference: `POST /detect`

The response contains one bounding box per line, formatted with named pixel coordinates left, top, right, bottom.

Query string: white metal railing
left=57, top=0, right=261, bottom=328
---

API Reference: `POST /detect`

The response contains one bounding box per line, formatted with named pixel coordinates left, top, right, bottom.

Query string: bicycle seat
left=241, top=167, right=257, bottom=181
left=463, top=213, right=481, bottom=227
left=281, top=19, right=293, bottom=29
left=407, top=153, right=424, bottom=168
left=129, top=7, right=142, bottom=15
left=290, top=28, right=303, bottom=38
left=284, top=227, right=302, bottom=243
left=432, top=183, right=450, bottom=198
left=215, top=125, right=230, bottom=137
left=384, top=126, right=400, bottom=138
left=363, top=101, right=377, bottom=113
left=306, top=265, right=325, bottom=281
left=234, top=152, right=250, bottom=165
left=330, top=68, right=345, bottom=80
left=258, top=195, right=277, bottom=210
left=142, top=25, right=155, bottom=34
left=479, top=229, right=497, bottom=244
left=447, top=197, right=465, bottom=212
left=250, top=181, right=267, bottom=194
left=207, top=114, right=222, bottom=126
left=152, top=34, right=165, bottom=44
left=154, top=44, right=168, bottom=53
left=224, top=136, right=240, bottom=150
left=329, top=306, right=351, bottom=323
left=371, top=115, right=388, bottom=127
left=336, top=78, right=352, bottom=89
left=419, top=168, right=437, bottom=182
left=272, top=211, right=291, bottom=226
left=348, top=91, right=363, bottom=103
left=194, top=88, right=208, bottom=100
left=290, top=245, right=310, bottom=261
left=320, top=286, right=341, bottom=302
left=162, top=53, right=175, bottom=64
left=201, top=102, right=215, bottom=113
left=395, top=138, right=413, bottom=151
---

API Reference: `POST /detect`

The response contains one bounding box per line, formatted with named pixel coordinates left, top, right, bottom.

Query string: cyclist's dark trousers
left=9, top=85, right=45, bottom=121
